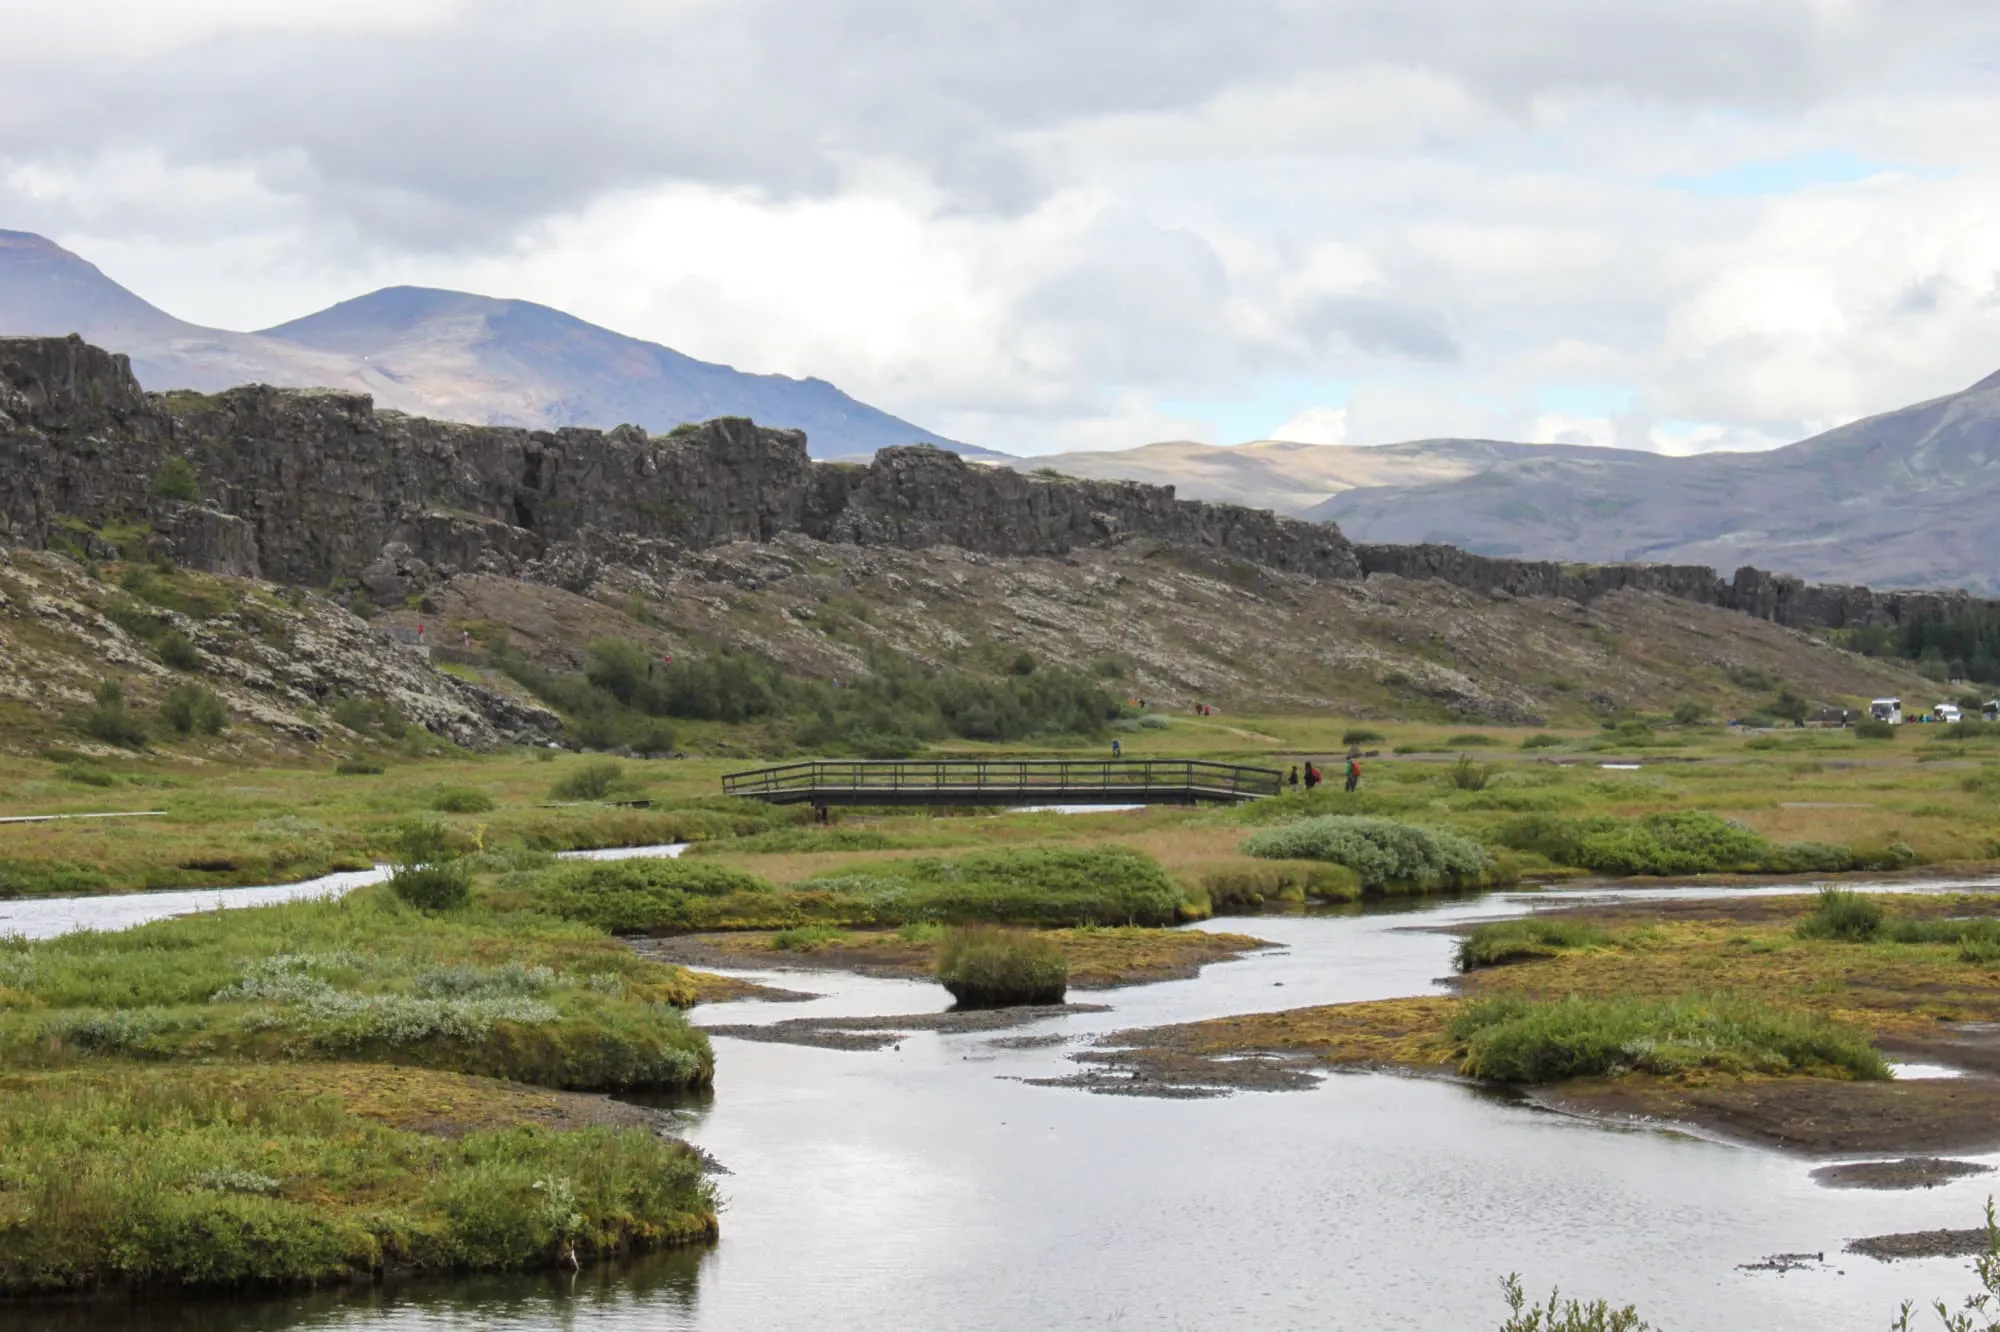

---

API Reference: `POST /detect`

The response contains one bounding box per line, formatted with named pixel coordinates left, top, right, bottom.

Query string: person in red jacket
left=1345, top=756, right=1361, bottom=793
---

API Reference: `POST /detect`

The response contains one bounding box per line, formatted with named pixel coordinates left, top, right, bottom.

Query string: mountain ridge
left=0, top=229, right=975, bottom=459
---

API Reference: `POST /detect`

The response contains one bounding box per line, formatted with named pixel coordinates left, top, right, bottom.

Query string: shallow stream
left=8, top=872, right=2000, bottom=1330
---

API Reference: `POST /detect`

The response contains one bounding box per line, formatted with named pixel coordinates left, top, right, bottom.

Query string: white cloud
left=5, top=1, right=2000, bottom=455
left=1269, top=407, right=1349, bottom=445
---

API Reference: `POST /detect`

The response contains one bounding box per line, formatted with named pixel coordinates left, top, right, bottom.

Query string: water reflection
left=7, top=873, right=2000, bottom=1330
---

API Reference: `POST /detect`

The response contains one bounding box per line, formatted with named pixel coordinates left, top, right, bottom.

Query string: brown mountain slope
left=1006, top=437, right=1611, bottom=514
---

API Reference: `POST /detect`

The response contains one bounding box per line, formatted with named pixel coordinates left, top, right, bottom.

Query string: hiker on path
left=1345, top=756, right=1361, bottom=793
left=1287, top=765, right=1300, bottom=789
left=1112, top=739, right=1122, bottom=758
left=1303, top=761, right=1320, bottom=791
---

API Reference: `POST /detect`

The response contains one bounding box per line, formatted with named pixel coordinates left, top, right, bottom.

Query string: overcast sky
left=6, top=1, right=2000, bottom=456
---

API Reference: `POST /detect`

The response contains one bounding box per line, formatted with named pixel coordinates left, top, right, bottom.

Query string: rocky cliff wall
left=0, top=335, right=1360, bottom=591
left=1352, top=543, right=1993, bottom=632
left=1, top=334, right=1989, bottom=636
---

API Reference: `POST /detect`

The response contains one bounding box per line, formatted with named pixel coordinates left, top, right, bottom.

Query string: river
left=5, top=874, right=1998, bottom=1330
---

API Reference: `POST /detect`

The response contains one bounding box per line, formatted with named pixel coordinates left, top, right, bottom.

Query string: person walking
left=1112, top=739, right=1122, bottom=758
left=1303, top=761, right=1320, bottom=791
left=1345, top=755, right=1361, bottom=793
left=1287, top=764, right=1300, bottom=789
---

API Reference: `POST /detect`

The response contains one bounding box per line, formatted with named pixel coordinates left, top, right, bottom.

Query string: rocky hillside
left=0, top=548, right=558, bottom=757
left=403, top=534, right=1936, bottom=729
left=0, top=229, right=964, bottom=459
left=0, top=332, right=1975, bottom=749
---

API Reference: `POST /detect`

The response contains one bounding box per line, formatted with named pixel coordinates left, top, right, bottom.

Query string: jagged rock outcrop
left=2, top=334, right=1991, bottom=640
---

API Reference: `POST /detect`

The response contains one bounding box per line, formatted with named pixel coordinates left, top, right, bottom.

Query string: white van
left=1870, top=698, right=1903, bottom=725
left=1934, top=703, right=1963, bottom=725
left=1986, top=700, right=2000, bottom=723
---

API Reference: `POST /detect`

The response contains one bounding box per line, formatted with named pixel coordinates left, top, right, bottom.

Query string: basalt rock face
left=1, top=335, right=1990, bottom=636
left=1354, top=543, right=1994, bottom=632
left=0, top=335, right=1360, bottom=592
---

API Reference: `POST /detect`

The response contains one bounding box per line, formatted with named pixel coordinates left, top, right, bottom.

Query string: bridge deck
left=721, top=758, right=1283, bottom=807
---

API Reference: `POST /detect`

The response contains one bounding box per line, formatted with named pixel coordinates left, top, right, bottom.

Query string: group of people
left=1289, top=756, right=1361, bottom=793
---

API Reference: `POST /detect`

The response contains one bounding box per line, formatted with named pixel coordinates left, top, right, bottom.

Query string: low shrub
left=388, top=820, right=471, bottom=912
left=1241, top=816, right=1493, bottom=891
left=1494, top=811, right=1770, bottom=876
left=334, top=760, right=385, bottom=776
left=430, top=785, right=496, bottom=814
left=1446, top=733, right=1500, bottom=747
left=1449, top=993, right=1889, bottom=1084
left=75, top=679, right=148, bottom=748
left=1855, top=719, right=1898, bottom=740
left=1795, top=886, right=1885, bottom=941
left=151, top=455, right=201, bottom=502
left=1454, top=918, right=1609, bottom=971
left=1520, top=734, right=1567, bottom=750
left=510, top=859, right=777, bottom=933
left=1341, top=728, right=1386, bottom=745
left=550, top=760, right=634, bottom=802
left=1449, top=756, right=1493, bottom=791
left=1179, top=858, right=1362, bottom=913
left=1762, top=841, right=1858, bottom=873
left=686, top=826, right=907, bottom=856
left=159, top=681, right=227, bottom=736
left=155, top=628, right=201, bottom=670
left=934, top=926, right=1067, bottom=1007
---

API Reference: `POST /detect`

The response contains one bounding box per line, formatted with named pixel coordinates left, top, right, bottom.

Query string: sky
left=4, top=1, right=2000, bottom=457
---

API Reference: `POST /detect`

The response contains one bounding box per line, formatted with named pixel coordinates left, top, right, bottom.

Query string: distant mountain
left=1311, top=373, right=2000, bottom=593
left=1006, top=436, right=1588, bottom=513
left=0, top=229, right=981, bottom=459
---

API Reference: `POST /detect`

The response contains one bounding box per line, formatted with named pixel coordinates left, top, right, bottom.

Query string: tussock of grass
left=1795, top=886, right=1886, bottom=941
left=1455, top=918, right=1610, bottom=971
left=0, top=1065, right=716, bottom=1294
left=1241, top=816, right=1494, bottom=892
left=1176, top=856, right=1362, bottom=913
left=685, top=826, right=912, bottom=855
left=770, top=924, right=849, bottom=951
left=1448, top=993, right=1889, bottom=1084
left=935, top=926, right=1068, bottom=1007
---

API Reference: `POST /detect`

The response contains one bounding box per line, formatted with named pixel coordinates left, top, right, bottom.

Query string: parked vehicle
left=1870, top=698, right=1903, bottom=725
left=1986, top=700, right=2000, bottom=723
left=1934, top=703, right=1963, bottom=724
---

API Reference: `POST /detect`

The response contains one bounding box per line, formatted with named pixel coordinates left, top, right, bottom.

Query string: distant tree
left=1771, top=690, right=1811, bottom=724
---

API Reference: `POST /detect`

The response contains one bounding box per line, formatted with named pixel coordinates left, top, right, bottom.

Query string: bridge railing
left=720, top=758, right=1284, bottom=803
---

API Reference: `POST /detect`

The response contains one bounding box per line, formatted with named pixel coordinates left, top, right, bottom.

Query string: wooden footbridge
left=721, top=758, right=1284, bottom=808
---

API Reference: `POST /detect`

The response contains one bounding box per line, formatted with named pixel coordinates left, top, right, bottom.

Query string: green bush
left=1449, top=756, right=1493, bottom=791
left=1342, top=728, right=1386, bottom=745
left=1241, top=816, right=1492, bottom=891
left=1670, top=700, right=1707, bottom=726
left=1497, top=1275, right=1655, bottom=1332
left=1446, top=733, right=1500, bottom=747
left=1455, top=918, right=1608, bottom=971
left=151, top=456, right=202, bottom=502
left=155, top=628, right=201, bottom=670
left=1795, top=886, right=1885, bottom=941
left=1495, top=811, right=1769, bottom=876
left=934, top=926, right=1068, bottom=1007
left=388, top=821, right=471, bottom=912
left=1182, top=858, right=1362, bottom=913
left=1520, top=734, right=1567, bottom=750
left=1450, top=993, right=1889, bottom=1084
left=550, top=760, right=633, bottom=801
left=430, top=785, right=496, bottom=814
left=1856, top=719, right=1898, bottom=740
left=334, top=760, right=384, bottom=776
left=159, top=681, right=227, bottom=736
left=807, top=849, right=1185, bottom=927
left=1762, top=841, right=1858, bottom=873
left=75, top=679, right=148, bottom=748
left=519, top=859, right=777, bottom=933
